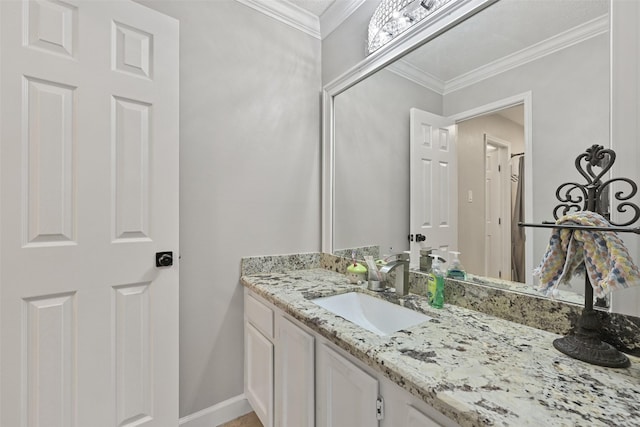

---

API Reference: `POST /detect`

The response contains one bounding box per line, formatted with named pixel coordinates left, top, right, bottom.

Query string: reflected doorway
left=456, top=104, right=526, bottom=282
left=485, top=136, right=511, bottom=279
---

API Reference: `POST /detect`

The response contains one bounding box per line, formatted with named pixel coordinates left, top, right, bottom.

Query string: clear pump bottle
left=446, top=251, right=467, bottom=280
left=427, top=254, right=445, bottom=308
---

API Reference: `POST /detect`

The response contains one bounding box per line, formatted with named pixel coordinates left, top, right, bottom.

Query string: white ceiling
left=288, top=0, right=337, bottom=17
left=402, top=0, right=609, bottom=82
left=494, top=104, right=524, bottom=126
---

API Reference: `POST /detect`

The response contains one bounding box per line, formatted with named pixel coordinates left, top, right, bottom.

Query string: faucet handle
left=384, top=252, right=409, bottom=262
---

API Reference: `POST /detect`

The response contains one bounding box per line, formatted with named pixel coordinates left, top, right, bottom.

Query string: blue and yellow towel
left=534, top=211, right=640, bottom=298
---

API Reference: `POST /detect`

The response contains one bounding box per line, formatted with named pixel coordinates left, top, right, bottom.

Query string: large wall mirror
left=323, top=0, right=615, bottom=304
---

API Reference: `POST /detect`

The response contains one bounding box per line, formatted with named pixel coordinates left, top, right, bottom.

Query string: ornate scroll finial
left=553, top=145, right=639, bottom=226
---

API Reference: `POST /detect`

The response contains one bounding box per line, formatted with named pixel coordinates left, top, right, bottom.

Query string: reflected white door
left=0, top=1, right=179, bottom=426
left=484, top=136, right=511, bottom=280
left=409, top=108, right=458, bottom=268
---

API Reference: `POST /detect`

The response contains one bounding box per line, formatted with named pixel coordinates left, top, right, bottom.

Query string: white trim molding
left=445, top=14, right=609, bottom=94
left=235, top=0, right=321, bottom=39
left=235, top=0, right=369, bottom=40
left=179, top=394, right=253, bottom=427
left=385, top=13, right=609, bottom=95
left=387, top=60, right=445, bottom=94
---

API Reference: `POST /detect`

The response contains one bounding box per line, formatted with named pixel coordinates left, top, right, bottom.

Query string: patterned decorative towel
left=534, top=211, right=640, bottom=298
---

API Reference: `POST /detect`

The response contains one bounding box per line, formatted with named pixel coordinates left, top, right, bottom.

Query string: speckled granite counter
left=320, top=253, right=640, bottom=356
left=241, top=266, right=640, bottom=427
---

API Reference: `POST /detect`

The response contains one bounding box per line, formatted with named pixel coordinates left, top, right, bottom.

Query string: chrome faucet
left=378, top=253, right=410, bottom=296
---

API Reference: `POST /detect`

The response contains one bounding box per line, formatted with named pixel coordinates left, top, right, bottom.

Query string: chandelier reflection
left=367, top=0, right=453, bottom=54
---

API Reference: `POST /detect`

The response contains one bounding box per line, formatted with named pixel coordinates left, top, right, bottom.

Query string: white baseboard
left=179, top=394, right=253, bottom=427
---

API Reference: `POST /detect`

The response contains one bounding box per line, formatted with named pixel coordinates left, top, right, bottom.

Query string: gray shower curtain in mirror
left=511, top=157, right=525, bottom=282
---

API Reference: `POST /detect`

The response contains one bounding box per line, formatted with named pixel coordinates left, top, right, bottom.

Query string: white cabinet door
left=276, top=316, right=315, bottom=427
left=0, top=1, right=179, bottom=426
left=246, top=323, right=274, bottom=427
left=316, top=343, right=379, bottom=427
left=407, top=405, right=445, bottom=427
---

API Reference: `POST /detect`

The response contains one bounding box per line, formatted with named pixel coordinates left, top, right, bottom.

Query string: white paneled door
left=0, top=1, right=179, bottom=426
left=484, top=136, right=511, bottom=280
left=409, top=108, right=458, bottom=269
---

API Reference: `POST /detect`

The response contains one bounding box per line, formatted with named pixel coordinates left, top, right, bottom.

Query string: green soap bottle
left=427, top=254, right=445, bottom=308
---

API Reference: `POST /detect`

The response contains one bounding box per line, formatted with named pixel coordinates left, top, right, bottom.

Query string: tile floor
left=219, top=411, right=263, bottom=427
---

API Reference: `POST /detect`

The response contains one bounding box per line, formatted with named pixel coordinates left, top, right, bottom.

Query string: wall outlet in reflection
left=467, top=190, right=473, bottom=203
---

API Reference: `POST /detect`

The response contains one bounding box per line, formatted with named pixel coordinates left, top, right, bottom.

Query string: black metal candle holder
left=521, top=144, right=639, bottom=368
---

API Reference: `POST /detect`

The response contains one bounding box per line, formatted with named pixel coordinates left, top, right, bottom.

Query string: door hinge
left=498, top=164, right=501, bottom=172
left=376, top=397, right=384, bottom=421
left=498, top=217, right=501, bottom=225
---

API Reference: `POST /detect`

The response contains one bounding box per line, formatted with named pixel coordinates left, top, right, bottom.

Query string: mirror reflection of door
left=409, top=108, right=458, bottom=270
left=485, top=136, right=511, bottom=279
left=457, top=104, right=525, bottom=281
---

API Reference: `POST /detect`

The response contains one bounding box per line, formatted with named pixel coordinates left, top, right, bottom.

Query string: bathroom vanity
left=244, top=286, right=451, bottom=427
left=241, top=253, right=640, bottom=427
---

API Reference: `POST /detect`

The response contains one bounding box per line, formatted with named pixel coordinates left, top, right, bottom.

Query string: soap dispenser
left=446, top=251, right=467, bottom=280
left=427, top=254, right=445, bottom=308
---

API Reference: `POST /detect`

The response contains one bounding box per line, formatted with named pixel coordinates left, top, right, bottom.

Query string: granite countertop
left=241, top=268, right=640, bottom=427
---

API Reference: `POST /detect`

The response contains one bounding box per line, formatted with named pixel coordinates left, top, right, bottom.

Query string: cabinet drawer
left=246, top=293, right=274, bottom=338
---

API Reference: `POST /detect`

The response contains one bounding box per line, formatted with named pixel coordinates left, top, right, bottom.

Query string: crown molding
left=321, top=0, right=368, bottom=39
left=235, top=0, right=321, bottom=39
left=444, top=14, right=609, bottom=94
left=387, top=60, right=445, bottom=94
left=235, top=0, right=368, bottom=40
left=385, top=14, right=609, bottom=95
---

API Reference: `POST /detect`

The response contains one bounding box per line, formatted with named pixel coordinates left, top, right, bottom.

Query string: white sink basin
left=312, top=292, right=431, bottom=336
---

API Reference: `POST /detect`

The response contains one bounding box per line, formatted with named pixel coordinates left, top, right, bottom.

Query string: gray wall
left=322, top=0, right=378, bottom=84
left=136, top=0, right=321, bottom=418
left=445, top=33, right=610, bottom=280
left=334, top=69, right=442, bottom=254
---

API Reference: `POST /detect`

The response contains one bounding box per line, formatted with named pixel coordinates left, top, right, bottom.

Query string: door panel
left=24, top=292, right=77, bottom=427
left=26, top=0, right=77, bottom=58
left=114, top=282, right=153, bottom=426
left=24, top=76, right=77, bottom=246
left=410, top=108, right=458, bottom=268
left=0, top=1, right=179, bottom=426
left=484, top=136, right=511, bottom=280
left=112, top=95, right=152, bottom=241
left=485, top=145, right=499, bottom=277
